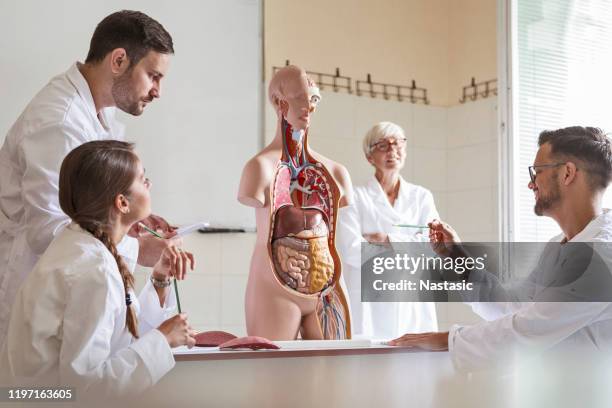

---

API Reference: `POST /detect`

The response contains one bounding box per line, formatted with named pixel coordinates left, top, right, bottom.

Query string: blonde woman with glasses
left=336, top=121, right=439, bottom=339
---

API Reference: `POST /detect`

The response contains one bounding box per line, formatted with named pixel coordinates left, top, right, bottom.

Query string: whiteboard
left=0, top=0, right=262, bottom=228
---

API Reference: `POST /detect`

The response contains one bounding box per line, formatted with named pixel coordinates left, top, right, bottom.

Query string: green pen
left=138, top=222, right=183, bottom=314
left=138, top=221, right=164, bottom=238
left=393, top=224, right=430, bottom=229
left=173, top=278, right=182, bottom=314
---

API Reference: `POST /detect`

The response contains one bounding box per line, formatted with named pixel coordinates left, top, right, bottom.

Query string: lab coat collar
left=366, top=175, right=407, bottom=209
left=65, top=221, right=109, bottom=245
left=65, top=63, right=113, bottom=131
left=570, top=208, right=612, bottom=242
left=551, top=208, right=612, bottom=242
left=66, top=221, right=96, bottom=241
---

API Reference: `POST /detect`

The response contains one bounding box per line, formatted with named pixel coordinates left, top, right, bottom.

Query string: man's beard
left=534, top=176, right=561, bottom=216
left=111, top=70, right=143, bottom=116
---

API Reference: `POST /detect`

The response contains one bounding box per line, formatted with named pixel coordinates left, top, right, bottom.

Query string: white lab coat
left=0, top=223, right=176, bottom=396
left=0, top=63, right=133, bottom=346
left=336, top=176, right=439, bottom=339
left=449, top=209, right=612, bottom=371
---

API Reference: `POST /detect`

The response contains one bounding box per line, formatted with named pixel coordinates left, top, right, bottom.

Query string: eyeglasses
left=370, top=137, right=407, bottom=152
left=528, top=163, right=566, bottom=183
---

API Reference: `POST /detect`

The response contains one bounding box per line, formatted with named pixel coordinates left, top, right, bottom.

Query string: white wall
left=0, top=0, right=262, bottom=228
left=446, top=99, right=499, bottom=242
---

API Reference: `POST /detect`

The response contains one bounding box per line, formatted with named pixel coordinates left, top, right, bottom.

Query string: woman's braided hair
left=59, top=140, right=140, bottom=338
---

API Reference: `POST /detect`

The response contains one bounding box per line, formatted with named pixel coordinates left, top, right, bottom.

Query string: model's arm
left=237, top=157, right=267, bottom=208
left=332, top=164, right=354, bottom=208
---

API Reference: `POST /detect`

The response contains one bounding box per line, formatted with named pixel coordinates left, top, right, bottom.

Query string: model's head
left=363, top=121, right=407, bottom=173
left=86, top=10, right=174, bottom=116
left=268, top=65, right=321, bottom=130
left=529, top=126, right=612, bottom=216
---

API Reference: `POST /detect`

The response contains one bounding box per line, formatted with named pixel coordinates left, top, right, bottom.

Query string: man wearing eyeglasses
left=388, top=126, right=612, bottom=371
left=336, top=121, right=439, bottom=340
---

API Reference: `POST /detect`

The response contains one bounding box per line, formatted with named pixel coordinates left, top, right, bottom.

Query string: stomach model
left=269, top=118, right=351, bottom=339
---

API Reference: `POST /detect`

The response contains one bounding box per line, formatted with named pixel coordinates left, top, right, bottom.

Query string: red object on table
left=219, top=336, right=280, bottom=350
left=194, top=331, right=238, bottom=347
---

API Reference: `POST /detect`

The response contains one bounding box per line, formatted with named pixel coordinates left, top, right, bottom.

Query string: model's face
left=529, top=143, right=562, bottom=216
left=125, top=160, right=152, bottom=223
left=367, top=135, right=407, bottom=173
left=281, top=74, right=319, bottom=130
left=112, top=51, right=170, bottom=116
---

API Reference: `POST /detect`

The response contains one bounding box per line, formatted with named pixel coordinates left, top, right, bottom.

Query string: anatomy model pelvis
left=238, top=66, right=351, bottom=340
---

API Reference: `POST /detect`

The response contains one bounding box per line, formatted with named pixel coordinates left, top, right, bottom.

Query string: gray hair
left=362, top=121, right=406, bottom=157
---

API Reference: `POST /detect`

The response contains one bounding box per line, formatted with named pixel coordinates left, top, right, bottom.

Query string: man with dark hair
left=0, top=10, right=179, bottom=347
left=389, top=126, right=612, bottom=371
left=85, top=10, right=174, bottom=66
left=535, top=126, right=612, bottom=214
left=81, top=9, right=174, bottom=116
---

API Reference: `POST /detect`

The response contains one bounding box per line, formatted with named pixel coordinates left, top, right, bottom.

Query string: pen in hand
left=137, top=222, right=183, bottom=314
left=138, top=222, right=165, bottom=238
left=393, top=224, right=430, bottom=229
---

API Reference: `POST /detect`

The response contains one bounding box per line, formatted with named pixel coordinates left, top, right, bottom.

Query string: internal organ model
left=238, top=65, right=351, bottom=341
left=270, top=118, right=348, bottom=339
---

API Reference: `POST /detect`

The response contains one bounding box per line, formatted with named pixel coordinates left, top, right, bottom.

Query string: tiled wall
left=440, top=98, right=500, bottom=330
left=135, top=93, right=498, bottom=335
left=446, top=99, right=499, bottom=242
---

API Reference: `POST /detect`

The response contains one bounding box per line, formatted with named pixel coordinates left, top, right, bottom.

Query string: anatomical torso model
left=238, top=66, right=352, bottom=340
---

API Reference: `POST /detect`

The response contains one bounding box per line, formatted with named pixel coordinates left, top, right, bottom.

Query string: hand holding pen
left=428, top=219, right=462, bottom=257
left=147, top=222, right=196, bottom=348
left=141, top=222, right=193, bottom=314
left=131, top=214, right=177, bottom=236
left=133, top=218, right=183, bottom=267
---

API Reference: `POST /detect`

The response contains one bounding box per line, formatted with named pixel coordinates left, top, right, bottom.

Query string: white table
left=137, top=343, right=612, bottom=408
left=139, top=342, right=458, bottom=408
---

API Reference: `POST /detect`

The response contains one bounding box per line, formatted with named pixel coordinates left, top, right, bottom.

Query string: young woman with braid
left=0, top=140, right=197, bottom=396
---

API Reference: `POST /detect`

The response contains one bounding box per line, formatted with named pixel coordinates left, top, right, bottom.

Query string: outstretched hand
left=363, top=232, right=389, bottom=244
left=428, top=219, right=461, bottom=257
left=387, top=332, right=449, bottom=351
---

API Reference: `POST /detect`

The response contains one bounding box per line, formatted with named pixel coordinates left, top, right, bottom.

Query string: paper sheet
left=176, top=222, right=209, bottom=237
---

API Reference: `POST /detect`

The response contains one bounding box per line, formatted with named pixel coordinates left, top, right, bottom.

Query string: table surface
left=172, top=339, right=427, bottom=361
left=139, top=342, right=459, bottom=408
left=134, top=343, right=612, bottom=408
